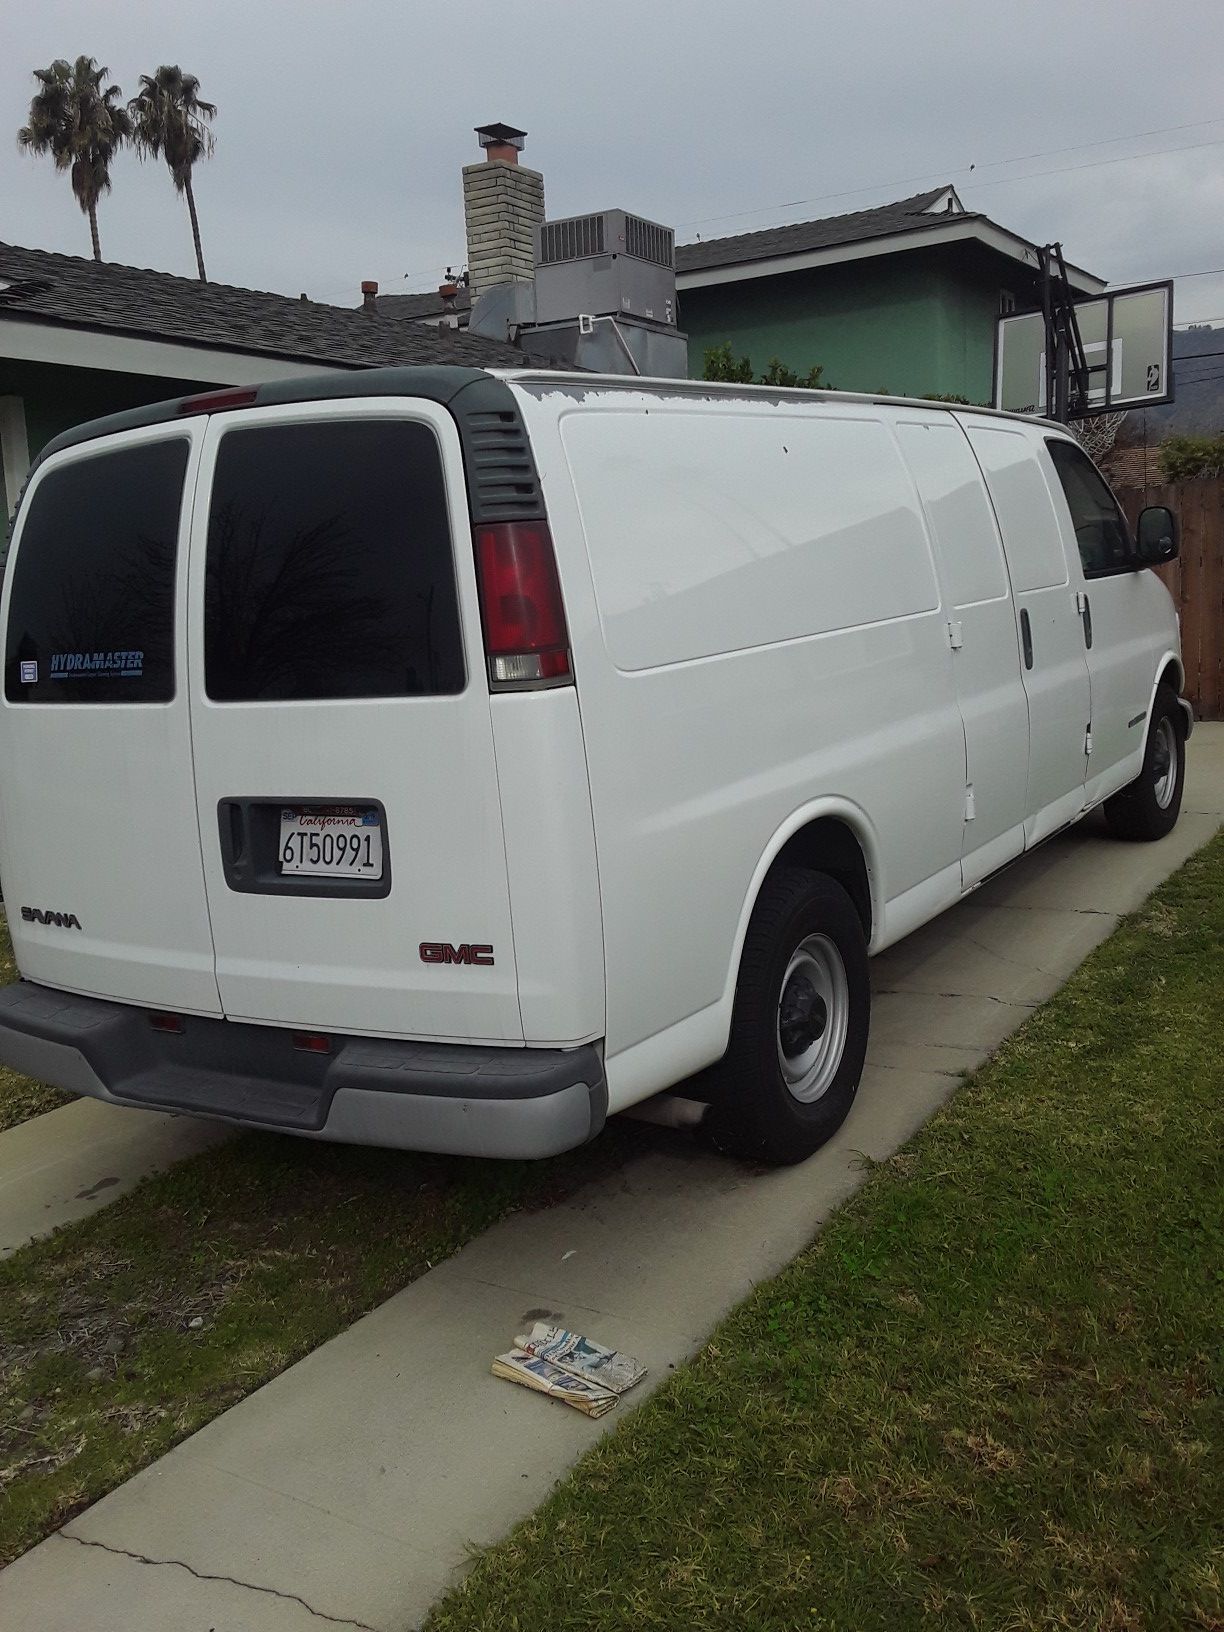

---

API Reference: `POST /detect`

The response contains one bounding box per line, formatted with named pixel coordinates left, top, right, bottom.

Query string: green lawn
left=0, top=1118, right=648, bottom=1565
left=427, top=832, right=1224, bottom=1632
left=0, top=909, right=69, bottom=1130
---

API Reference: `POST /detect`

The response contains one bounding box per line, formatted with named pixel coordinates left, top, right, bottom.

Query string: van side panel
left=515, top=385, right=966, bottom=1110
left=488, top=689, right=605, bottom=1046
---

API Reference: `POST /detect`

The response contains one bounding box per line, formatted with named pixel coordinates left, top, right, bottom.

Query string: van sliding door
left=895, top=416, right=1029, bottom=888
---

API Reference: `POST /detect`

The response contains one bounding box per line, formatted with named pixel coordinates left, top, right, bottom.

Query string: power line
left=677, top=117, right=1224, bottom=233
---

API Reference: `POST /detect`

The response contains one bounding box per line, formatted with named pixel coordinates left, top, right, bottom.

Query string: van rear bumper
left=0, top=982, right=607, bottom=1160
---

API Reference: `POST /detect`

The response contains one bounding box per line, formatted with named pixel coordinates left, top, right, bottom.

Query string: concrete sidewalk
left=2, top=725, right=1221, bottom=1631
left=0, top=1094, right=229, bottom=1259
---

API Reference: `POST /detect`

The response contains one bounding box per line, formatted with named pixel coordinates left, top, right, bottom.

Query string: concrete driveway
left=1, top=723, right=1220, bottom=1631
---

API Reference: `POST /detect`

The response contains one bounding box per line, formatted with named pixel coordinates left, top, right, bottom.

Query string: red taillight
left=474, top=521, right=572, bottom=687
left=178, top=387, right=258, bottom=416
left=149, top=1012, right=184, bottom=1034
left=292, top=1032, right=331, bottom=1055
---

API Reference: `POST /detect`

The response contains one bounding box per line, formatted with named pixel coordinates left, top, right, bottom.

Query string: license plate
left=279, top=806, right=384, bottom=878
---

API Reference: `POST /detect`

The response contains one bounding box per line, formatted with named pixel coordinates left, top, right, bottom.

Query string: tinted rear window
left=204, top=420, right=464, bottom=701
left=4, top=439, right=188, bottom=704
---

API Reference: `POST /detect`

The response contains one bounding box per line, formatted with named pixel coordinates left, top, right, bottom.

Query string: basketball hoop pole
left=1040, top=246, right=1055, bottom=419
left=1041, top=243, right=1091, bottom=423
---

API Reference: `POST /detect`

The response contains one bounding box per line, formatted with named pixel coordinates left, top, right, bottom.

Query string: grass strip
left=0, top=1116, right=647, bottom=1565
left=0, top=912, right=69, bottom=1130
left=427, top=832, right=1224, bottom=1632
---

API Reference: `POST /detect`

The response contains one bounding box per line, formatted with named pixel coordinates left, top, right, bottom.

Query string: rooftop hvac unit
left=533, top=209, right=677, bottom=328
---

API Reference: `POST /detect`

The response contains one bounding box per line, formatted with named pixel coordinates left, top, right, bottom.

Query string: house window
left=0, top=396, right=31, bottom=520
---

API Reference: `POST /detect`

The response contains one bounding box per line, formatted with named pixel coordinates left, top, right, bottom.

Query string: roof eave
left=676, top=217, right=1105, bottom=295
left=0, top=309, right=365, bottom=385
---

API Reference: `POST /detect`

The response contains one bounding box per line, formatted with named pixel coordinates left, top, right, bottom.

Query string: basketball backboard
left=994, top=280, right=1173, bottom=418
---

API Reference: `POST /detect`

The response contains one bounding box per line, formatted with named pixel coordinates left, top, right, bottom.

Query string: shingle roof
left=0, top=241, right=533, bottom=370
left=369, top=191, right=967, bottom=307
left=675, top=187, right=971, bottom=274
left=376, top=288, right=472, bottom=321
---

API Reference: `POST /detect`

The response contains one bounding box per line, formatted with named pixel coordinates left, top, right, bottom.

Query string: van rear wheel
left=705, top=867, right=869, bottom=1166
left=1103, top=685, right=1186, bottom=842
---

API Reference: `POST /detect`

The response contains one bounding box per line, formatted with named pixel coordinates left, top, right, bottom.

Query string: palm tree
left=17, top=57, right=132, bottom=262
left=128, top=67, right=217, bottom=282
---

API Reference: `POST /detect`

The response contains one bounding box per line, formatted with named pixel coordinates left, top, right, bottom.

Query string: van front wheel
left=705, top=867, right=869, bottom=1165
left=1103, top=685, right=1186, bottom=842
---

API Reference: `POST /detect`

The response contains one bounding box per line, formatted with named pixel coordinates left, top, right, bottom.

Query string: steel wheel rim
left=1152, top=718, right=1177, bottom=810
left=776, top=934, right=849, bottom=1104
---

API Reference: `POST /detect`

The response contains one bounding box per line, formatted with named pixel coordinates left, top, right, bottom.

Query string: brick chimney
left=463, top=122, right=544, bottom=301
left=360, top=280, right=378, bottom=313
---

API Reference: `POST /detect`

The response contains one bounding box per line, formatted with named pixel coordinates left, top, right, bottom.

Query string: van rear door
left=0, top=425, right=223, bottom=1014
left=185, top=398, right=523, bottom=1042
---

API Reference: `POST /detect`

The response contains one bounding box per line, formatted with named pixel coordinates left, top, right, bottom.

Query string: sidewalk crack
left=58, top=1530, right=377, bottom=1630
left=874, top=989, right=1039, bottom=1008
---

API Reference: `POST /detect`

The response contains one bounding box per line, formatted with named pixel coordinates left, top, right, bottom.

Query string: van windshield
left=204, top=420, right=465, bottom=702
left=4, top=438, right=188, bottom=704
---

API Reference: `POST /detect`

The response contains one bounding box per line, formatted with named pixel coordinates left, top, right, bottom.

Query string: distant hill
left=1116, top=323, right=1224, bottom=444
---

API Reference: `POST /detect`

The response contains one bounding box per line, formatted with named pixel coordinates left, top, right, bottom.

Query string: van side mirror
left=1135, top=506, right=1179, bottom=566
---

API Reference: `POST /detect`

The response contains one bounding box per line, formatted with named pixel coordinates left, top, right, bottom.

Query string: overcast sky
left=3, top=0, right=1223, bottom=327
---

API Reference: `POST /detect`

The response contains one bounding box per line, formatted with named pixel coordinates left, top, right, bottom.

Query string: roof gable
left=674, top=187, right=962, bottom=275
left=674, top=186, right=1102, bottom=295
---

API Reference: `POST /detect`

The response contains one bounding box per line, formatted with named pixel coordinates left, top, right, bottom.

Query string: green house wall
left=1, top=357, right=217, bottom=499
left=679, top=243, right=1015, bottom=402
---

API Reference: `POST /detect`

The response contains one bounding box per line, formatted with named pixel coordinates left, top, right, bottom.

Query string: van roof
left=492, top=369, right=1068, bottom=431
left=31, top=364, right=1067, bottom=470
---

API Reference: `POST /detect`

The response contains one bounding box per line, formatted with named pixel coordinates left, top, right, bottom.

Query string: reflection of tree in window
left=3, top=439, right=186, bottom=704
left=41, top=527, right=175, bottom=699
left=205, top=503, right=403, bottom=699
left=203, top=422, right=464, bottom=702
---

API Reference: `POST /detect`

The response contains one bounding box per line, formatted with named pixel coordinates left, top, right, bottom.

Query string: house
left=674, top=186, right=1105, bottom=400
left=0, top=241, right=537, bottom=516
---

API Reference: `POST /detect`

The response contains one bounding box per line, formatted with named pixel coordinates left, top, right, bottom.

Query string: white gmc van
left=0, top=369, right=1190, bottom=1164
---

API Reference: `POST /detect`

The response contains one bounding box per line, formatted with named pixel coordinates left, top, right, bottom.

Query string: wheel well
left=773, top=818, right=872, bottom=940
left=1158, top=658, right=1182, bottom=698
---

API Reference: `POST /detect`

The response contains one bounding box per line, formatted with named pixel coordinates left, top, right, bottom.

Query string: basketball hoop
left=995, top=280, right=1173, bottom=423
left=1071, top=411, right=1128, bottom=461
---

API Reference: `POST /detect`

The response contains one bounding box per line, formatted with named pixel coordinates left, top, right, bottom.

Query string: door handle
left=219, top=800, right=248, bottom=867
left=1020, top=607, right=1033, bottom=670
left=1078, top=591, right=1093, bottom=649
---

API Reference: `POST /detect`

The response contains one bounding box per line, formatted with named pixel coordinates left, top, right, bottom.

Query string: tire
left=1103, top=684, right=1186, bottom=842
left=704, top=867, right=870, bottom=1166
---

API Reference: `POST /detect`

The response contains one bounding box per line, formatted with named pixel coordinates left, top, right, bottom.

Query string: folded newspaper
left=492, top=1324, right=646, bottom=1417
left=491, top=1350, right=618, bottom=1417
left=517, top=1323, right=647, bottom=1394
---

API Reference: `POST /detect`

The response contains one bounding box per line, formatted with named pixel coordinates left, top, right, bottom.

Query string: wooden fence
left=1118, top=478, right=1224, bottom=720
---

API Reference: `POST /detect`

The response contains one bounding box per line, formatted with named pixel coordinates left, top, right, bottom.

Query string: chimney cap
left=361, top=280, right=378, bottom=295
left=475, top=122, right=527, bottom=151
